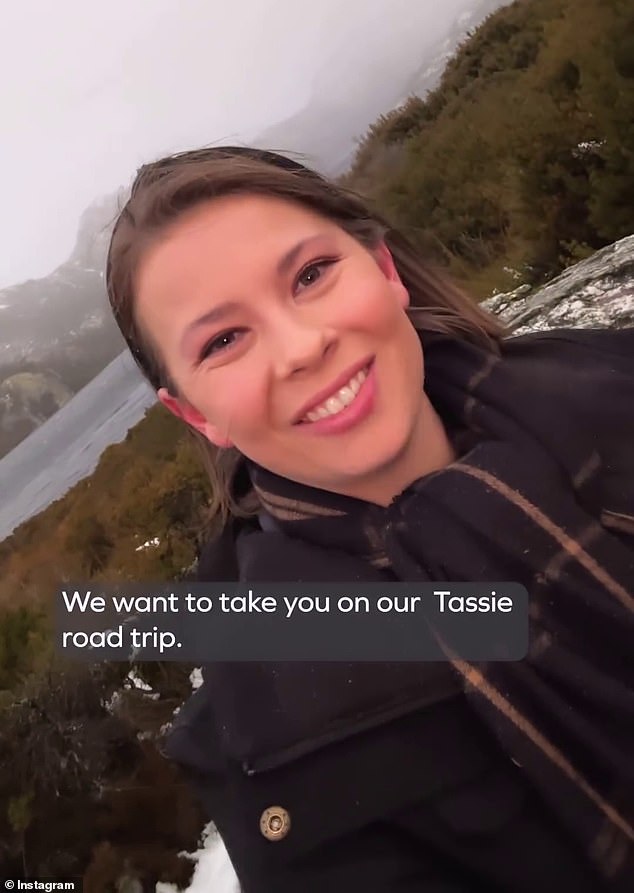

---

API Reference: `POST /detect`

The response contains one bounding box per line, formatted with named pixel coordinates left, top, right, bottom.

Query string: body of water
left=0, top=351, right=156, bottom=542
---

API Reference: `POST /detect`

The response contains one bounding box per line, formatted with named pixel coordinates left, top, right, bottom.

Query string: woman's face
left=135, top=193, right=428, bottom=497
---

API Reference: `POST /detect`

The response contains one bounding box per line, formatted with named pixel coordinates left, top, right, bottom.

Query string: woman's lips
left=293, top=355, right=374, bottom=423
left=296, top=360, right=376, bottom=435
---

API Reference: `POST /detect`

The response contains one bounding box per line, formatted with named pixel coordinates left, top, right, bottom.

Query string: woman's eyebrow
left=180, top=300, right=242, bottom=354
left=277, top=234, right=329, bottom=277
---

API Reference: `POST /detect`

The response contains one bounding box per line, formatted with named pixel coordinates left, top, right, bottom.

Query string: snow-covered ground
left=156, top=824, right=240, bottom=893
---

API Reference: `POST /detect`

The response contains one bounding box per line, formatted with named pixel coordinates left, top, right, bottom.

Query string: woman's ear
left=157, top=387, right=234, bottom=448
left=373, top=241, right=409, bottom=308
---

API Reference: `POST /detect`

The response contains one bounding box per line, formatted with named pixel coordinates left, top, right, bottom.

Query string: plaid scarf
left=229, top=326, right=634, bottom=885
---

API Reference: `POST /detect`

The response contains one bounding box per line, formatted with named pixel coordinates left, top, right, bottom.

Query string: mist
left=1, top=0, right=473, bottom=288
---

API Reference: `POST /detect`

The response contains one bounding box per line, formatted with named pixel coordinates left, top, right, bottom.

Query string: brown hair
left=106, top=145, right=506, bottom=533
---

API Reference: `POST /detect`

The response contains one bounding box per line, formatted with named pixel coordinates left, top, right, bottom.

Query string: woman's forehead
left=134, top=194, right=348, bottom=315
left=160, top=192, right=342, bottom=245
left=136, top=194, right=351, bottom=295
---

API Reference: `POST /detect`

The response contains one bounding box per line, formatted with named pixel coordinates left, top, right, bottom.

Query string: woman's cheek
left=336, top=285, right=400, bottom=331
left=217, top=374, right=267, bottom=439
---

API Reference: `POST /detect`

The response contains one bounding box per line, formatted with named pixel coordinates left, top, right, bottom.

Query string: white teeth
left=338, top=386, right=355, bottom=406
left=302, top=365, right=370, bottom=422
left=326, top=396, right=344, bottom=413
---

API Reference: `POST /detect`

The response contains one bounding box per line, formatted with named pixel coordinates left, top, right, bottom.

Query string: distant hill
left=256, top=0, right=510, bottom=175
left=0, top=193, right=127, bottom=456
left=0, top=192, right=124, bottom=365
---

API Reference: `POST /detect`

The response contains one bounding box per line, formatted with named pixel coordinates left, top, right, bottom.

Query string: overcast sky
left=1, top=0, right=470, bottom=289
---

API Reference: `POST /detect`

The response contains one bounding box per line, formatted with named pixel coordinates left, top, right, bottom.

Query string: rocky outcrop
left=0, top=370, right=73, bottom=456
left=0, top=370, right=72, bottom=416
left=483, top=234, right=634, bottom=333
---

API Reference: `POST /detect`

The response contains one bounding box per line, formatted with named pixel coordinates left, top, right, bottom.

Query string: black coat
left=164, top=327, right=634, bottom=892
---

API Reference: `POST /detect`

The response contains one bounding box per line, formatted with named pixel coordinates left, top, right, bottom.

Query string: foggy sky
left=1, top=0, right=469, bottom=289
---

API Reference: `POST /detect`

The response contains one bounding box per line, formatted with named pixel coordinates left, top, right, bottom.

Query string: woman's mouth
left=301, top=366, right=370, bottom=422
left=296, top=361, right=376, bottom=435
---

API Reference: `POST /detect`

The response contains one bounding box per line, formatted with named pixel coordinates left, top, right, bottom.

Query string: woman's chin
left=312, top=439, right=415, bottom=495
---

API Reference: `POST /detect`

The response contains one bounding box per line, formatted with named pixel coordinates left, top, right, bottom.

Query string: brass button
left=259, top=805, right=291, bottom=841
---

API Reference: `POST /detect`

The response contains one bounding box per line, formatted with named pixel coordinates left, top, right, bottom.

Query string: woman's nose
left=272, top=316, right=336, bottom=378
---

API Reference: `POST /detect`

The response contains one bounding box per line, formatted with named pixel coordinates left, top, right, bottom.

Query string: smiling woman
left=106, top=146, right=634, bottom=893
left=108, top=146, right=502, bottom=525
left=133, top=192, right=455, bottom=504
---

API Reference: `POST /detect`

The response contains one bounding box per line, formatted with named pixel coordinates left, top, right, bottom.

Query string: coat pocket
left=165, top=684, right=526, bottom=888
left=213, top=693, right=509, bottom=868
left=203, top=660, right=463, bottom=775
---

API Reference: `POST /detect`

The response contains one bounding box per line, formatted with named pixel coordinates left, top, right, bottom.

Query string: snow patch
left=155, top=823, right=240, bottom=893
left=135, top=536, right=161, bottom=552
left=102, top=690, right=122, bottom=713
left=125, top=669, right=153, bottom=692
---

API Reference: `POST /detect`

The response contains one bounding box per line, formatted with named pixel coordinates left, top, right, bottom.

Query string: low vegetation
left=342, top=0, right=634, bottom=298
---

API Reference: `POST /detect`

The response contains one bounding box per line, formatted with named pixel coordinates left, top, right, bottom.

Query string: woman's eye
left=295, top=258, right=338, bottom=292
left=199, top=329, right=244, bottom=361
